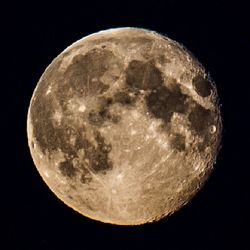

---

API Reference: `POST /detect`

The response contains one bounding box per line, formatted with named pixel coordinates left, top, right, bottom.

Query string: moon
left=27, top=27, right=222, bottom=225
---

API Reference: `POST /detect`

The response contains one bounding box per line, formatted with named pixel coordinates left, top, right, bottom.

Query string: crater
left=192, top=75, right=212, bottom=97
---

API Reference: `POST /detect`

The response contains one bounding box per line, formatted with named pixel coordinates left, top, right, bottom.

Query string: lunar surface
left=27, top=27, right=222, bottom=225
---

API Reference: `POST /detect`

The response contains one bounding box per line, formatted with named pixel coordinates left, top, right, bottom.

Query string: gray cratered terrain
left=27, top=27, right=222, bottom=225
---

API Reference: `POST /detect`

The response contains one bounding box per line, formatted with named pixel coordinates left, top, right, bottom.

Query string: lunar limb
left=27, top=28, right=222, bottom=225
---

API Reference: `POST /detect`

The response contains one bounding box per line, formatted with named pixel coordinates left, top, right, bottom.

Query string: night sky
left=4, top=1, right=249, bottom=249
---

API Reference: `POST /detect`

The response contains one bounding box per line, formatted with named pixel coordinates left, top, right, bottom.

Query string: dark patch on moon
left=89, top=131, right=113, bottom=173
left=87, top=97, right=113, bottom=127
left=77, top=131, right=113, bottom=174
left=146, top=85, right=187, bottom=123
left=30, top=98, right=61, bottom=154
left=170, top=133, right=186, bottom=151
left=31, top=92, right=115, bottom=178
left=56, top=48, right=122, bottom=107
left=88, top=109, right=111, bottom=127
left=87, top=93, right=132, bottom=127
left=30, top=46, right=120, bottom=175
left=59, top=160, right=77, bottom=178
left=34, top=118, right=84, bottom=156
left=125, top=60, right=163, bottom=90
left=197, top=134, right=211, bottom=152
left=192, top=75, right=212, bottom=97
left=113, top=91, right=136, bottom=105
left=60, top=127, right=83, bottom=156
left=110, top=114, right=122, bottom=123
left=102, top=96, right=113, bottom=106
left=88, top=102, right=121, bottom=127
left=80, top=168, right=92, bottom=184
left=188, top=104, right=213, bottom=136
left=30, top=48, right=122, bottom=154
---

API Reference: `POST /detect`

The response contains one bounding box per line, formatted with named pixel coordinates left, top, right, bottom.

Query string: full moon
left=27, top=27, right=222, bottom=225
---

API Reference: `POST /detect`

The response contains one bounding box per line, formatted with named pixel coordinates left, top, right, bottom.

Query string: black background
left=4, top=1, right=249, bottom=249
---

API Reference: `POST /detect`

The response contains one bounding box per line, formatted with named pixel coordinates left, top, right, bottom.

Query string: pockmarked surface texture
left=27, top=28, right=222, bottom=225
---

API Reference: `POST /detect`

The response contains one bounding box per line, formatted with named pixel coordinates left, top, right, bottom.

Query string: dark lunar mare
left=125, top=60, right=164, bottom=90
left=59, top=160, right=77, bottom=178
left=30, top=48, right=123, bottom=180
left=170, top=133, right=186, bottom=151
left=30, top=57, right=65, bottom=154
left=146, top=85, right=188, bottom=123
left=59, top=129, right=113, bottom=181
left=124, top=59, right=216, bottom=152
left=31, top=45, right=216, bottom=183
left=56, top=47, right=123, bottom=107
